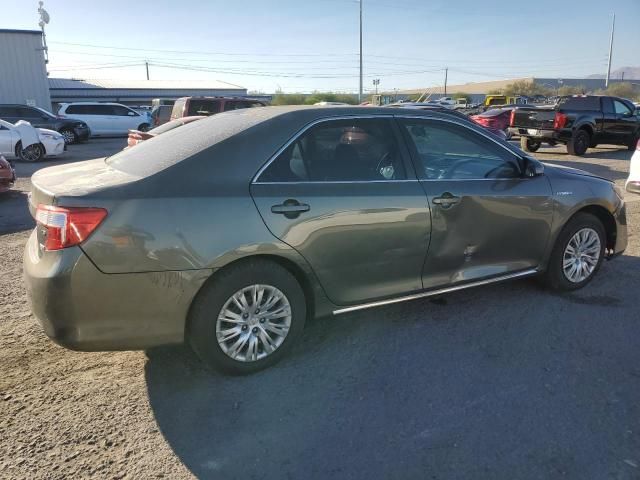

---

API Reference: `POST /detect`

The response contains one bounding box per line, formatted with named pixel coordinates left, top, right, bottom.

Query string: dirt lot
left=1, top=139, right=639, bottom=479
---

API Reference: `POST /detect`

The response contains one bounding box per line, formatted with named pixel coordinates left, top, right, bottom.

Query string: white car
left=0, top=119, right=65, bottom=162
left=58, top=102, right=151, bottom=137
left=626, top=138, right=640, bottom=194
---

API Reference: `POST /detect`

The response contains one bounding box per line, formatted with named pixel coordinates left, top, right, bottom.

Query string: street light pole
left=359, top=0, right=363, bottom=103
left=605, top=13, right=615, bottom=88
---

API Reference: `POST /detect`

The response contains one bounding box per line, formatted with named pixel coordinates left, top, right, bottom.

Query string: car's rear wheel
left=189, top=259, right=306, bottom=374
left=521, top=137, right=541, bottom=152
left=15, top=141, right=45, bottom=162
left=543, top=212, right=606, bottom=291
left=567, top=129, right=590, bottom=156
left=60, top=128, right=77, bottom=145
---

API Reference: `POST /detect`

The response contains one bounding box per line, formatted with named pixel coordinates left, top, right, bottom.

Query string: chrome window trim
left=251, top=113, right=525, bottom=185
left=252, top=114, right=395, bottom=184
left=254, top=179, right=419, bottom=185
left=333, top=268, right=538, bottom=315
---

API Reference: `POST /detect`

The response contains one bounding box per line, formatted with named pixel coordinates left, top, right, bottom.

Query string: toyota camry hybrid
left=24, top=106, right=627, bottom=374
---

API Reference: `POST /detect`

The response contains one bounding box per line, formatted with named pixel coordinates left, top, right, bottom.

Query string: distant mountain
left=588, top=66, right=640, bottom=80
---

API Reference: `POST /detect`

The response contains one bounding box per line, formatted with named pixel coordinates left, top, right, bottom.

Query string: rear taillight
left=509, top=109, right=516, bottom=126
left=636, top=139, right=640, bottom=151
left=553, top=112, right=568, bottom=130
left=35, top=205, right=107, bottom=251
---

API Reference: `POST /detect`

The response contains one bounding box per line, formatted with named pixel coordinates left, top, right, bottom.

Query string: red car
left=470, top=108, right=514, bottom=138
left=0, top=155, right=16, bottom=193
left=127, top=115, right=206, bottom=148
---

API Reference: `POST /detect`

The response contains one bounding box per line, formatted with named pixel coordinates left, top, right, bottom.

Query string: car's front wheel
left=137, top=123, right=150, bottom=132
left=60, top=128, right=77, bottom=144
left=15, top=141, right=45, bottom=162
left=543, top=212, right=606, bottom=291
left=189, top=259, right=306, bottom=374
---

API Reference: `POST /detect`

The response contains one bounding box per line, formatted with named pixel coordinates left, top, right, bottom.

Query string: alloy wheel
left=61, top=130, right=75, bottom=144
left=20, top=144, right=43, bottom=162
left=562, top=228, right=601, bottom=283
left=216, top=285, right=292, bottom=362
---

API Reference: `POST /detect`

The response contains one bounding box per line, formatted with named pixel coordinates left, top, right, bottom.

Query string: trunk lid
left=511, top=107, right=556, bottom=129
left=29, top=158, right=141, bottom=215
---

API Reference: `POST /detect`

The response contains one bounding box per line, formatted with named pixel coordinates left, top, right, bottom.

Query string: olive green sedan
left=24, top=106, right=627, bottom=374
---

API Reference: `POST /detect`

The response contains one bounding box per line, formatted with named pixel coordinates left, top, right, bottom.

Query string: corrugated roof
left=48, top=78, right=245, bottom=90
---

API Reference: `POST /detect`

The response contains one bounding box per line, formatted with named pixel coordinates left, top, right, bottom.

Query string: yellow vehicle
left=484, top=95, right=528, bottom=107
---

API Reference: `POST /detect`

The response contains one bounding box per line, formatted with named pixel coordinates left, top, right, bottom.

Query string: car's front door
left=251, top=117, right=432, bottom=306
left=612, top=99, right=638, bottom=142
left=399, top=117, right=554, bottom=289
left=0, top=123, right=16, bottom=155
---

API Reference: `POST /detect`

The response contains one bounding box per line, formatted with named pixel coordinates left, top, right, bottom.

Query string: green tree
left=594, top=82, right=640, bottom=101
left=486, top=89, right=503, bottom=95
left=270, top=93, right=307, bottom=105
left=502, top=80, right=552, bottom=97
left=556, top=85, right=587, bottom=96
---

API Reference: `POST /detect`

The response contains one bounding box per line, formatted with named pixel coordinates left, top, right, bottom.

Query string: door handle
left=432, top=193, right=461, bottom=208
left=271, top=199, right=310, bottom=219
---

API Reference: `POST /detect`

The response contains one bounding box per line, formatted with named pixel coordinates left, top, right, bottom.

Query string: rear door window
left=111, top=105, right=134, bottom=116
left=257, top=118, right=406, bottom=182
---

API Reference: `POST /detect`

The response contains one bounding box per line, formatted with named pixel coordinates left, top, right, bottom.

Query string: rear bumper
left=0, top=170, right=15, bottom=193
left=23, top=230, right=209, bottom=351
left=626, top=180, right=640, bottom=194
left=509, top=128, right=571, bottom=143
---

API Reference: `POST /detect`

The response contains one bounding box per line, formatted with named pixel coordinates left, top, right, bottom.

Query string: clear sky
left=2, top=0, right=639, bottom=93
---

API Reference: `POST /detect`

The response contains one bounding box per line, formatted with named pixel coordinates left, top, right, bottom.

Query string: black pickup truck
left=509, top=95, right=639, bottom=156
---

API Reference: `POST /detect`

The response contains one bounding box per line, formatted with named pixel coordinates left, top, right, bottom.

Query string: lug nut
left=242, top=313, right=249, bottom=319
left=255, top=309, right=260, bottom=314
left=252, top=327, right=258, bottom=333
left=259, top=318, right=265, bottom=323
left=241, top=325, right=248, bottom=331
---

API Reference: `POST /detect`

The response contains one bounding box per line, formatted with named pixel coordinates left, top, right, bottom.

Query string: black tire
left=542, top=212, right=606, bottom=291
left=15, top=141, right=45, bottom=162
left=520, top=137, right=541, bottom=152
left=188, top=259, right=307, bottom=374
left=137, top=123, right=150, bottom=132
left=60, top=128, right=77, bottom=145
left=567, top=129, right=590, bottom=156
left=628, top=132, right=639, bottom=151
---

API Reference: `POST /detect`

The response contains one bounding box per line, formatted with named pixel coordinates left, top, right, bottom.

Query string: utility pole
left=372, top=78, right=380, bottom=95
left=605, top=13, right=615, bottom=88
left=444, top=67, right=448, bottom=96
left=145, top=61, right=150, bottom=80
left=359, top=0, right=363, bottom=103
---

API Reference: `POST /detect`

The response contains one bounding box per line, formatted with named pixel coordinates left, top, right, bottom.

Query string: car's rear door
left=612, top=99, right=638, bottom=142
left=398, top=116, right=553, bottom=289
left=251, top=116, right=431, bottom=306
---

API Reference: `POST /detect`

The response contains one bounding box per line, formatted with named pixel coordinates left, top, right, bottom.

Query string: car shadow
left=145, top=254, right=640, bottom=479
left=0, top=189, right=33, bottom=234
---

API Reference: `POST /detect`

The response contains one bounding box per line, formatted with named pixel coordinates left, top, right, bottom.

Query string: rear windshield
left=557, top=97, right=601, bottom=111
left=187, top=99, right=221, bottom=116
left=106, top=108, right=275, bottom=177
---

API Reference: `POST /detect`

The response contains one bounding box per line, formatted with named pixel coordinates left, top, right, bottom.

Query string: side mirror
left=525, top=158, right=544, bottom=177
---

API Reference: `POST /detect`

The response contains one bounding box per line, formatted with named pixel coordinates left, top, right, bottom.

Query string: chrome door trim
left=251, top=114, right=394, bottom=184
left=332, top=268, right=538, bottom=315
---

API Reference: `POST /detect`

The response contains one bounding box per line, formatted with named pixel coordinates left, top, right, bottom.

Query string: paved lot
left=1, top=138, right=639, bottom=479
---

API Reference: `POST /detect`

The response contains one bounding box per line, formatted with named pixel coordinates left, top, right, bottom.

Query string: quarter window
left=258, top=118, right=405, bottom=182
left=400, top=119, right=521, bottom=180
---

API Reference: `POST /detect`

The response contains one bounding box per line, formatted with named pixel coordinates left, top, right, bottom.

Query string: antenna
left=38, top=1, right=50, bottom=65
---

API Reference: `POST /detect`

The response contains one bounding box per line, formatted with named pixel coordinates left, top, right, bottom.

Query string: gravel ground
left=1, top=139, right=639, bottom=479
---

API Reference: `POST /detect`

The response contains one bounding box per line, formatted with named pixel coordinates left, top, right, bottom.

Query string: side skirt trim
left=332, top=269, right=539, bottom=315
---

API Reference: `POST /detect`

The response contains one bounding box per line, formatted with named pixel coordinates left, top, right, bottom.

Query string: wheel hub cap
left=562, top=228, right=601, bottom=283
left=216, top=285, right=292, bottom=362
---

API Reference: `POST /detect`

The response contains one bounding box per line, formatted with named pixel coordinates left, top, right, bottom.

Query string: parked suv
left=170, top=97, right=266, bottom=120
left=0, top=104, right=90, bottom=144
left=510, top=95, right=640, bottom=156
left=58, top=102, right=150, bottom=137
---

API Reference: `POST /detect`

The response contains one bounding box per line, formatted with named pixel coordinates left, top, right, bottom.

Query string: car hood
left=542, top=162, right=612, bottom=183
left=37, top=128, right=61, bottom=137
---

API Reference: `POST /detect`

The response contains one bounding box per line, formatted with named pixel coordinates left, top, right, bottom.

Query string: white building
left=0, top=29, right=51, bottom=108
